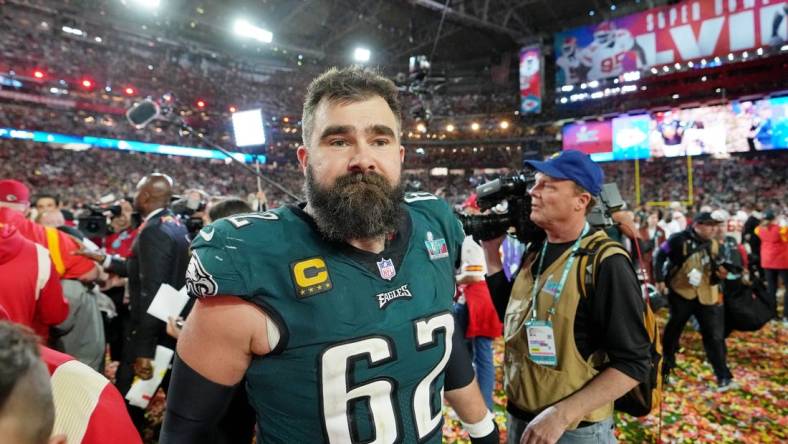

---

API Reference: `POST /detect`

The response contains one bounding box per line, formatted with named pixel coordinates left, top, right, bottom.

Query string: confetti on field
left=443, top=313, right=787, bottom=444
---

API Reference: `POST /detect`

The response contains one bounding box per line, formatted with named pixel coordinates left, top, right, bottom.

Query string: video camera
left=170, top=196, right=206, bottom=237
left=77, top=204, right=123, bottom=238
left=458, top=170, right=626, bottom=244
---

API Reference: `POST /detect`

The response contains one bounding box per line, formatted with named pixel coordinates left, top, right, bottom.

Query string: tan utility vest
left=669, top=239, right=720, bottom=305
left=503, top=230, right=617, bottom=428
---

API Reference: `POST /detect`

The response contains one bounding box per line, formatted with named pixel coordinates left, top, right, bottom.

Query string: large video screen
left=562, top=121, right=613, bottom=161
left=563, top=97, right=788, bottom=160
left=729, top=97, right=788, bottom=151
left=612, top=115, right=651, bottom=160
left=649, top=106, right=727, bottom=157
left=554, top=0, right=788, bottom=86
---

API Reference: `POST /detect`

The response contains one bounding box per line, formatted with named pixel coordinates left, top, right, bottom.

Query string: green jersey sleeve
left=185, top=219, right=248, bottom=297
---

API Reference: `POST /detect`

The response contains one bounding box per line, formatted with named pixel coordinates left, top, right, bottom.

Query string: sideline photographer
left=473, top=151, right=650, bottom=444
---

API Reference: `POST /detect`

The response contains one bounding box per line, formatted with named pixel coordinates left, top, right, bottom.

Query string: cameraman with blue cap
left=481, top=150, right=651, bottom=444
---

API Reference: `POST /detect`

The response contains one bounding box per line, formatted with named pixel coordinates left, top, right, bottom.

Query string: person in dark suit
left=78, top=174, right=190, bottom=430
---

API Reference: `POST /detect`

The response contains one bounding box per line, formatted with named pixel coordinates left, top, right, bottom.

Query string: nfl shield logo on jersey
left=376, top=258, right=396, bottom=281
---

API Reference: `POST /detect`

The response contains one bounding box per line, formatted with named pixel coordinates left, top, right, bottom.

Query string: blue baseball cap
left=524, top=150, right=604, bottom=195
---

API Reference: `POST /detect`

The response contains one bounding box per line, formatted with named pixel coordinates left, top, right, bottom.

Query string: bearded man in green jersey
left=161, top=67, right=499, bottom=444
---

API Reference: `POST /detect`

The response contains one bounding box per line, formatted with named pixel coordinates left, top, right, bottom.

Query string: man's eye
left=329, top=139, right=349, bottom=147
left=373, top=139, right=390, bottom=146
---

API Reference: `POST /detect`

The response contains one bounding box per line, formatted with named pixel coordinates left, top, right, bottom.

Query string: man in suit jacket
left=80, top=174, right=190, bottom=427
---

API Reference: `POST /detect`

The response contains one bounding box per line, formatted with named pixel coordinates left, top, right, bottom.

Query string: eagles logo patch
left=185, top=253, right=218, bottom=297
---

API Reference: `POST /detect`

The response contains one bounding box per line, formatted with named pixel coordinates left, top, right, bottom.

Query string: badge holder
left=525, top=318, right=558, bottom=367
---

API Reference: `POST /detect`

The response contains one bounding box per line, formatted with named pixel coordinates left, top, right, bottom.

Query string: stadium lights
left=196, top=100, right=206, bottom=108
left=687, top=60, right=694, bottom=67
left=445, top=124, right=455, bottom=132
left=662, top=66, right=670, bottom=72
left=560, top=97, right=569, bottom=104
left=499, top=121, right=509, bottom=129
left=353, top=47, right=371, bottom=62
left=470, top=122, right=480, bottom=131
left=727, top=53, right=734, bottom=61
left=742, top=51, right=749, bottom=59
left=674, top=62, right=681, bottom=69
left=131, top=0, right=161, bottom=9
left=622, top=71, right=640, bottom=82
left=701, top=76, right=707, bottom=82
left=714, top=56, right=721, bottom=63
left=560, top=85, right=574, bottom=92
left=80, top=78, right=94, bottom=89
left=757, top=47, right=764, bottom=55
left=782, top=44, right=788, bottom=51
left=672, top=93, right=680, bottom=99
left=94, top=36, right=102, bottom=43
left=587, top=80, right=599, bottom=88
left=650, top=67, right=658, bottom=74
left=701, top=58, right=707, bottom=65
left=33, top=69, right=45, bottom=79
left=580, top=82, right=587, bottom=89
left=590, top=91, right=604, bottom=99
left=62, top=26, right=84, bottom=36
left=124, top=86, right=136, bottom=96
left=416, top=122, right=427, bottom=133
left=234, top=19, right=273, bottom=44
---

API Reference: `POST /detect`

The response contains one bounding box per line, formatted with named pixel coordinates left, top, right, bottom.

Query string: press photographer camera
left=458, top=170, right=625, bottom=244
left=77, top=203, right=123, bottom=238
left=170, top=195, right=206, bottom=237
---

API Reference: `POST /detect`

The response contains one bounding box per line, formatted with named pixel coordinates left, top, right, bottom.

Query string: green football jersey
left=186, top=192, right=465, bottom=444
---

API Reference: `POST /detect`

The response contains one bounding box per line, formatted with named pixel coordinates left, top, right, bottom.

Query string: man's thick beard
left=304, top=166, right=404, bottom=242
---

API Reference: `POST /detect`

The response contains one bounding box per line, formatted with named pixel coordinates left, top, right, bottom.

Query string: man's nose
left=348, top=143, right=377, bottom=172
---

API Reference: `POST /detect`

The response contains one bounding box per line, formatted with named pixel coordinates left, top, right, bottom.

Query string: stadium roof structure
left=38, top=0, right=670, bottom=69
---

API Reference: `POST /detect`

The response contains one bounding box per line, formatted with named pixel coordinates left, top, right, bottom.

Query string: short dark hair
left=301, top=66, right=401, bottom=146
left=0, top=321, right=41, bottom=410
left=34, top=193, right=60, bottom=207
left=208, top=198, right=253, bottom=222
left=0, top=321, right=55, bottom=444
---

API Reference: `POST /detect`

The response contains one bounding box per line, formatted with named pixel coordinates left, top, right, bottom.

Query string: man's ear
left=576, top=193, right=591, bottom=212
left=296, top=146, right=309, bottom=173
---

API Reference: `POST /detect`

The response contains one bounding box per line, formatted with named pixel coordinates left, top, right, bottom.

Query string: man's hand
left=73, top=249, right=106, bottom=264
left=133, top=357, right=154, bottom=380
left=655, top=282, right=667, bottom=295
left=520, top=406, right=570, bottom=444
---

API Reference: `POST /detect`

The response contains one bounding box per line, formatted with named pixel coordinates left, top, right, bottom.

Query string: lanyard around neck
left=530, top=223, right=590, bottom=322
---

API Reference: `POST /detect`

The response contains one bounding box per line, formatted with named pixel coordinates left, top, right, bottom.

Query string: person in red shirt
left=754, top=210, right=788, bottom=321
left=0, top=179, right=98, bottom=281
left=0, top=318, right=142, bottom=444
left=0, top=225, right=69, bottom=340
left=455, top=235, right=503, bottom=410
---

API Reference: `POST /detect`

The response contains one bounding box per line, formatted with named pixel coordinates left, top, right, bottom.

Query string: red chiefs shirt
left=458, top=280, right=503, bottom=339
left=0, top=225, right=68, bottom=339
left=0, top=207, right=95, bottom=279
left=41, top=346, right=143, bottom=444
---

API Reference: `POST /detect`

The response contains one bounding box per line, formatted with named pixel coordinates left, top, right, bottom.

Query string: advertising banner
left=554, top=0, right=788, bottom=86
left=612, top=115, right=651, bottom=160
left=519, top=45, right=542, bottom=114
left=562, top=120, right=613, bottom=161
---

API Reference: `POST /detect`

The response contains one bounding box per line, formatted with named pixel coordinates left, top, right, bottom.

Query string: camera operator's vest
left=503, top=230, right=615, bottom=429
left=669, top=239, right=720, bottom=305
